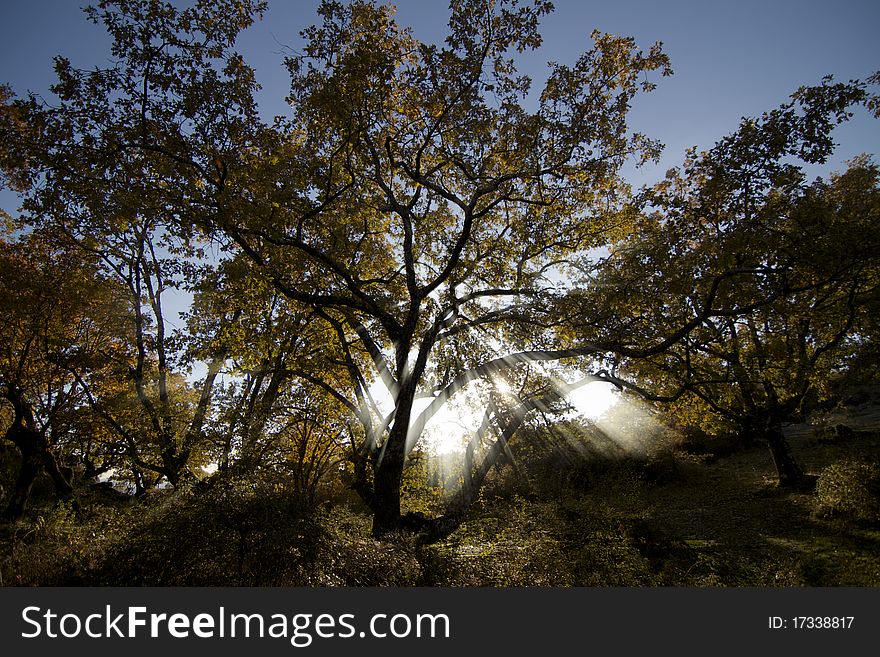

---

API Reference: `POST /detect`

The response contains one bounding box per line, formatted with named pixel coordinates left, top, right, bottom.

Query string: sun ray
left=566, top=381, right=620, bottom=420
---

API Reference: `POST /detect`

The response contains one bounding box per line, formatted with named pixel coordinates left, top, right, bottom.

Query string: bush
left=0, top=501, right=110, bottom=585
left=88, top=479, right=327, bottom=586
left=813, top=460, right=880, bottom=523
left=309, top=507, right=425, bottom=586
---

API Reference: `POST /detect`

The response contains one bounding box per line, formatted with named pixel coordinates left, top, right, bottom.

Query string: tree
left=228, top=0, right=678, bottom=534
left=16, top=0, right=672, bottom=534
left=187, top=252, right=352, bottom=504
left=67, top=219, right=227, bottom=488
left=0, top=228, right=131, bottom=516
left=6, top=0, right=255, bottom=489
left=573, top=85, right=880, bottom=485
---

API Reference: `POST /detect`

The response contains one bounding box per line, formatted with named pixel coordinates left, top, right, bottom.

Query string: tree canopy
left=1, top=0, right=877, bottom=538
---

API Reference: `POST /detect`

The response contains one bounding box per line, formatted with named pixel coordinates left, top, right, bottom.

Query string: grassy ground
left=638, top=430, right=880, bottom=586
left=2, top=427, right=879, bottom=586
left=424, top=428, right=880, bottom=586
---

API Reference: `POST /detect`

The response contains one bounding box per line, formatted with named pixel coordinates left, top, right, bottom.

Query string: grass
left=415, top=427, right=880, bottom=586
left=2, top=428, right=879, bottom=586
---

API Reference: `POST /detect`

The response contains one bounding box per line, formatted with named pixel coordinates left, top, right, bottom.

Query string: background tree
left=0, top=228, right=131, bottom=516
left=188, top=253, right=350, bottom=503
left=9, top=0, right=263, bottom=488
left=572, top=84, right=880, bottom=485
left=95, top=223, right=225, bottom=487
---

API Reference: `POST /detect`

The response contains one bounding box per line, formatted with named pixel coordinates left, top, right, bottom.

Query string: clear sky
left=1, top=0, right=878, bottom=211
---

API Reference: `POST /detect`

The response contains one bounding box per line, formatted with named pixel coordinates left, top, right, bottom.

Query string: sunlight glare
left=369, top=380, right=483, bottom=455
left=492, top=376, right=514, bottom=397
left=419, top=387, right=485, bottom=455
left=566, top=381, right=620, bottom=420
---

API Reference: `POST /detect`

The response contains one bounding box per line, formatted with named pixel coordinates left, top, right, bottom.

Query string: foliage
left=308, top=508, right=425, bottom=586
left=3, top=426, right=880, bottom=586
left=813, top=459, right=880, bottom=523
left=0, top=227, right=137, bottom=515
left=2, top=500, right=111, bottom=587
left=1, top=0, right=879, bottom=586
left=90, top=480, right=325, bottom=586
left=567, top=84, right=880, bottom=484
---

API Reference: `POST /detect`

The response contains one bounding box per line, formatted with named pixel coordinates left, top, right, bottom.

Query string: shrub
left=813, top=460, right=880, bottom=523
left=91, top=479, right=326, bottom=586
left=424, top=497, right=576, bottom=586
left=0, top=502, right=104, bottom=585
left=309, top=507, right=424, bottom=586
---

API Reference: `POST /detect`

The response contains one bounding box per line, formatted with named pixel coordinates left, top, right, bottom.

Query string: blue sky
left=1, top=0, right=878, bottom=213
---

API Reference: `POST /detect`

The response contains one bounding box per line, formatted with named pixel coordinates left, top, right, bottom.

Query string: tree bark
left=3, top=425, right=75, bottom=519
left=766, top=424, right=803, bottom=487
left=3, top=388, right=76, bottom=518
left=3, top=447, right=42, bottom=519
left=370, top=371, right=421, bottom=535
left=371, top=437, right=405, bottom=535
left=42, top=448, right=75, bottom=502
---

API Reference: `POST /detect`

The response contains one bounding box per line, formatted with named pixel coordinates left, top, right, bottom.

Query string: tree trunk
left=3, top=389, right=76, bottom=518
left=3, top=428, right=77, bottom=519
left=133, top=466, right=147, bottom=497
left=417, top=408, right=524, bottom=544
left=42, top=449, right=76, bottom=503
left=740, top=409, right=804, bottom=488
left=369, top=372, right=423, bottom=536
left=766, top=424, right=803, bottom=487
left=3, top=447, right=42, bottom=519
left=371, top=444, right=404, bottom=535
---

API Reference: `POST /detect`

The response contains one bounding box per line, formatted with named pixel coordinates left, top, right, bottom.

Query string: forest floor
left=434, top=411, right=880, bottom=586
left=2, top=406, right=879, bottom=587
left=640, top=429, right=880, bottom=586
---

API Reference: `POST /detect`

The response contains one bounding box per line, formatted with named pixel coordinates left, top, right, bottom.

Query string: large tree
left=16, top=0, right=672, bottom=534
left=222, top=0, right=673, bottom=534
